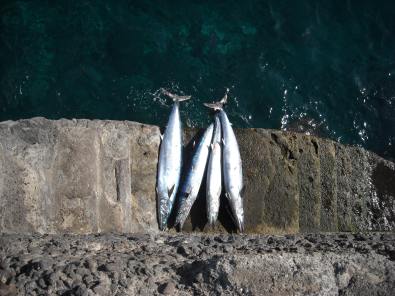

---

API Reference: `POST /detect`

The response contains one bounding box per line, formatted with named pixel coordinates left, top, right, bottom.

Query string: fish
left=206, top=113, right=222, bottom=226
left=156, top=89, right=191, bottom=230
left=175, top=123, right=214, bottom=229
left=204, top=89, right=245, bottom=232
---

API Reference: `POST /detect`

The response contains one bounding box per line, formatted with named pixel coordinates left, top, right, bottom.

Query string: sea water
left=0, top=0, right=394, bottom=160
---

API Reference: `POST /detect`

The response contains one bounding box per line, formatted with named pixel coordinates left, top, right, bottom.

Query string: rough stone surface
left=0, top=233, right=394, bottom=295
left=0, top=117, right=394, bottom=234
left=181, top=128, right=395, bottom=233
left=0, top=118, right=159, bottom=234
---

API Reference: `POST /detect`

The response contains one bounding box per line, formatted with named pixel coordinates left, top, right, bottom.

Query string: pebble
left=0, top=270, right=12, bottom=283
left=194, top=272, right=204, bottom=283
left=0, top=282, right=17, bottom=296
left=37, top=278, right=47, bottom=289
left=223, top=245, right=233, bottom=253
left=93, top=284, right=108, bottom=295
left=84, top=259, right=97, bottom=272
left=176, top=246, right=188, bottom=256
left=74, top=285, right=89, bottom=296
left=102, top=263, right=120, bottom=273
left=160, top=281, right=176, bottom=295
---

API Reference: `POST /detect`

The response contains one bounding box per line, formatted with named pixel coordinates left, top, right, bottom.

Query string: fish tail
left=161, top=88, right=191, bottom=102
left=203, top=88, right=229, bottom=110
left=207, top=216, right=215, bottom=226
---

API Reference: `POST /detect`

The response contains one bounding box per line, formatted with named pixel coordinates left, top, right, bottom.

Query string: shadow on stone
left=189, top=176, right=208, bottom=231
left=217, top=194, right=238, bottom=233
left=179, top=129, right=207, bottom=231
left=181, top=128, right=238, bottom=233
left=371, top=162, right=395, bottom=225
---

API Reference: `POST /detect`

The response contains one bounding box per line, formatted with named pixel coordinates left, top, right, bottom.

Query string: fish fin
left=167, top=184, right=175, bottom=198
left=181, top=187, right=192, bottom=199
left=186, top=191, right=193, bottom=201
left=240, top=185, right=246, bottom=196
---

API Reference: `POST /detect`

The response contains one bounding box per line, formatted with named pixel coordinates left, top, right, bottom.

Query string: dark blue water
left=0, top=0, right=394, bottom=160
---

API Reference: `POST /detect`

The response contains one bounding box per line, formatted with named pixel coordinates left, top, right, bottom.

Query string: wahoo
left=204, top=89, right=245, bottom=232
left=175, top=123, right=214, bottom=229
left=206, top=113, right=222, bottom=226
left=156, top=89, right=191, bottom=230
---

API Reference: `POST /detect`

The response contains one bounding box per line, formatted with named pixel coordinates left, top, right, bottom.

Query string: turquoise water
left=0, top=0, right=394, bottom=160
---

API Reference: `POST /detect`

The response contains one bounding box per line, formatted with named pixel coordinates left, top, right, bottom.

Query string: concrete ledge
left=0, top=117, right=394, bottom=234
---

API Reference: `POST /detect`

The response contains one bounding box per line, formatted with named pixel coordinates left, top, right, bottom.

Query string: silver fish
left=204, top=89, right=244, bottom=232
left=175, top=123, right=214, bottom=229
left=206, top=114, right=222, bottom=226
left=156, top=89, right=191, bottom=230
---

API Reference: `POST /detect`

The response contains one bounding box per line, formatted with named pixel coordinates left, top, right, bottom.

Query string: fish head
left=227, top=190, right=245, bottom=233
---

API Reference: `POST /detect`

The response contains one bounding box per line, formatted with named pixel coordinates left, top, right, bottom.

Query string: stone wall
left=0, top=117, right=394, bottom=234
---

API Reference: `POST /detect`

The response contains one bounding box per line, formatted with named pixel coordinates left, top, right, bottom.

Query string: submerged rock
left=0, top=117, right=394, bottom=234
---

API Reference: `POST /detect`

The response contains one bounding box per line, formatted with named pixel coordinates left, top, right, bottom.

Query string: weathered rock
left=0, top=233, right=394, bottom=295
left=0, top=117, right=394, bottom=234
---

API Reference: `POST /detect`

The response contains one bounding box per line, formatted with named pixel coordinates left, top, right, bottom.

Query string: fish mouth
left=227, top=195, right=245, bottom=233
left=157, top=196, right=171, bottom=231
left=235, top=217, right=245, bottom=233
left=158, top=213, right=169, bottom=231
left=158, top=222, right=167, bottom=231
left=207, top=215, right=218, bottom=227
